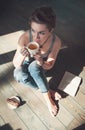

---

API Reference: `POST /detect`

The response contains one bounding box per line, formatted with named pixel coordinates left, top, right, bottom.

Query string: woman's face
left=31, top=22, right=52, bottom=44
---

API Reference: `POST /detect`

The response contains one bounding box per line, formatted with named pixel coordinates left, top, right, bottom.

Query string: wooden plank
left=73, top=70, right=85, bottom=108
left=74, top=90, right=85, bottom=108
left=8, top=76, right=67, bottom=130
left=57, top=104, right=74, bottom=127
left=28, top=82, right=78, bottom=128
left=31, top=87, right=84, bottom=130
left=0, top=37, right=84, bottom=130
left=60, top=97, right=85, bottom=124
left=58, top=71, right=82, bottom=97
left=0, top=62, right=13, bottom=78
left=0, top=80, right=28, bottom=130
left=0, top=78, right=49, bottom=130
left=67, top=119, right=83, bottom=130
left=15, top=104, right=48, bottom=130
left=0, top=115, right=5, bottom=127
left=0, top=56, right=84, bottom=130
left=0, top=30, right=24, bottom=54
left=31, top=85, right=75, bottom=128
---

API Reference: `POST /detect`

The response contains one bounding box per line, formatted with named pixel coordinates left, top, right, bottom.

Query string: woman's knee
left=28, top=61, right=41, bottom=75
left=14, top=67, right=28, bottom=83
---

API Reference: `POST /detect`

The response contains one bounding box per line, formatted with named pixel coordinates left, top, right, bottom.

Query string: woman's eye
left=39, top=32, right=45, bottom=35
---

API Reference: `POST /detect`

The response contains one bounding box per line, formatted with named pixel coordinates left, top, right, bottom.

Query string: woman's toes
left=50, top=106, right=57, bottom=117
left=48, top=99, right=58, bottom=117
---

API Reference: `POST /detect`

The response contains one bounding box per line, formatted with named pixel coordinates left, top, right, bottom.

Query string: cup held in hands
left=27, top=42, right=39, bottom=57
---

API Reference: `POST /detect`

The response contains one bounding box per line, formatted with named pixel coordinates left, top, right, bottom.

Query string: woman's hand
left=33, top=51, right=43, bottom=66
left=20, top=46, right=30, bottom=57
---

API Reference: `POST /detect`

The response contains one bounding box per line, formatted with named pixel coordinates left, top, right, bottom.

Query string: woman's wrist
left=37, top=57, right=44, bottom=66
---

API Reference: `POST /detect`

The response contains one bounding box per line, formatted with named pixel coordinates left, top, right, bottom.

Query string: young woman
left=13, top=6, right=62, bottom=117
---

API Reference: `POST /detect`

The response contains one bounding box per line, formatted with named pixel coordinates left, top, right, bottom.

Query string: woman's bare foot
left=50, top=89, right=61, bottom=100
left=47, top=97, right=58, bottom=117
left=43, top=91, right=58, bottom=117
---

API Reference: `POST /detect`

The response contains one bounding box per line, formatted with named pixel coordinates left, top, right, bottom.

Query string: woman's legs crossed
left=28, top=61, right=59, bottom=116
left=14, top=61, right=61, bottom=117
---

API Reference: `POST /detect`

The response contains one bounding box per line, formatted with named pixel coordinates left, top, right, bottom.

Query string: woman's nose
left=35, top=33, right=40, bottom=39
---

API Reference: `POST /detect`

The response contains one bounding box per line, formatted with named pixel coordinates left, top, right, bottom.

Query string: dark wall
left=0, top=0, right=85, bottom=47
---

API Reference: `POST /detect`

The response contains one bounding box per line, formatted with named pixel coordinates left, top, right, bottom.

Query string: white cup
left=7, top=96, right=20, bottom=109
left=27, top=42, right=39, bottom=57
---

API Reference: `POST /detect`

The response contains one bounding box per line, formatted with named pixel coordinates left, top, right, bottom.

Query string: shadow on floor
left=73, top=123, right=85, bottom=130
left=0, top=123, right=13, bottom=130
left=46, top=45, right=85, bottom=91
left=0, top=50, right=16, bottom=65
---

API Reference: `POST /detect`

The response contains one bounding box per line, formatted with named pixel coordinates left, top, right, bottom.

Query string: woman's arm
left=42, top=37, right=62, bottom=70
left=13, top=32, right=30, bottom=68
left=13, top=46, right=29, bottom=68
left=34, top=36, right=61, bottom=70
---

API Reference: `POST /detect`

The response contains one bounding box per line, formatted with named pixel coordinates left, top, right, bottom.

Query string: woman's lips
left=35, top=39, right=40, bottom=43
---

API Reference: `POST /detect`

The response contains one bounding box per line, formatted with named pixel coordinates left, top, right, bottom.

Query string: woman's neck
left=40, top=33, right=53, bottom=48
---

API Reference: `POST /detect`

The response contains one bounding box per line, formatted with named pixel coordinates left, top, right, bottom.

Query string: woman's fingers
left=20, top=47, right=30, bottom=56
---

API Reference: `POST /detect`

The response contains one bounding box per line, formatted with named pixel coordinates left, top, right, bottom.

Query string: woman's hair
left=29, top=6, right=56, bottom=31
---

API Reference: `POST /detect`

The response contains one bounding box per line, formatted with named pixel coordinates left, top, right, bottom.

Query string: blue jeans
left=13, top=60, right=49, bottom=93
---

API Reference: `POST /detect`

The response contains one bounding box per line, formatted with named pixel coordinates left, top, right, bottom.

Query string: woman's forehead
left=31, top=22, right=48, bottom=31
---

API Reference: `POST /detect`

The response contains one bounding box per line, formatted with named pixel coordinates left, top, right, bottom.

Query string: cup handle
left=30, top=54, right=33, bottom=57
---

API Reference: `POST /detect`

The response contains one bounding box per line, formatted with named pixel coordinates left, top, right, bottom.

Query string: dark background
left=0, top=0, right=85, bottom=47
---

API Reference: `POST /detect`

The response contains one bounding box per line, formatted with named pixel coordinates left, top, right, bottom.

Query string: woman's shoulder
left=18, top=30, right=31, bottom=47
left=47, top=34, right=61, bottom=58
left=54, top=34, right=62, bottom=49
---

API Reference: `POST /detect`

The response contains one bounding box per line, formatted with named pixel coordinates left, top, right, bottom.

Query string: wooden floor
left=0, top=1, right=85, bottom=130
left=0, top=32, right=85, bottom=130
